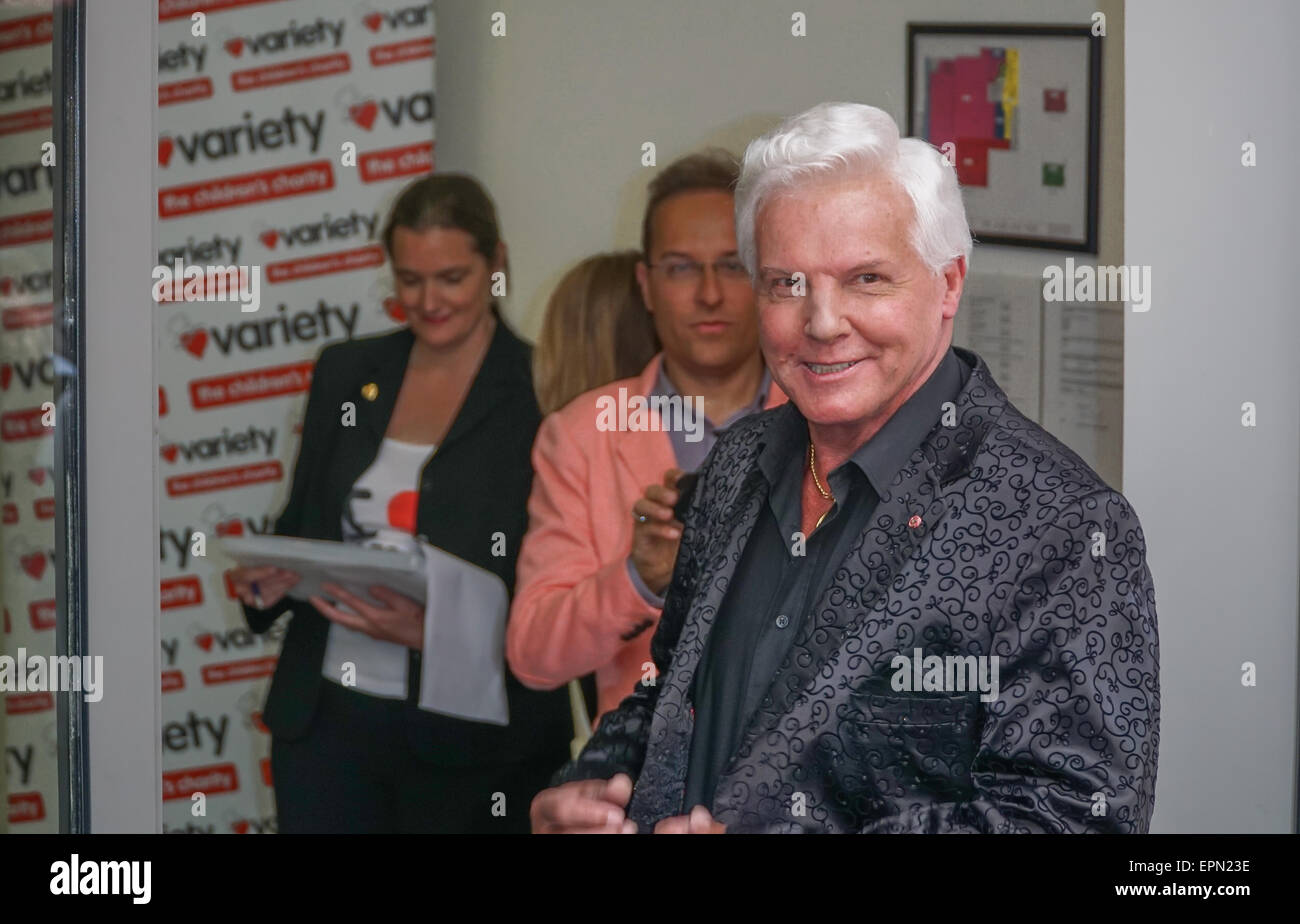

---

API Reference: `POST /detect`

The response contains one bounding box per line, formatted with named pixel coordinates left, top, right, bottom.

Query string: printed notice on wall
left=953, top=272, right=1042, bottom=420
left=954, top=272, right=1124, bottom=491
left=1042, top=301, right=1124, bottom=490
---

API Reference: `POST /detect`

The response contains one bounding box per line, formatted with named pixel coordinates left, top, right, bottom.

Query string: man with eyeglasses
left=508, top=149, right=786, bottom=729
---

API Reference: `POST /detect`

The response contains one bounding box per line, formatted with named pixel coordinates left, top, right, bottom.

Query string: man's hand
left=311, top=582, right=424, bottom=650
left=630, top=468, right=686, bottom=597
left=653, top=804, right=725, bottom=834
left=531, top=773, right=639, bottom=834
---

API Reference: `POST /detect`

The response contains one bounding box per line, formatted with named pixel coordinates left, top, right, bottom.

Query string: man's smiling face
left=753, top=170, right=964, bottom=448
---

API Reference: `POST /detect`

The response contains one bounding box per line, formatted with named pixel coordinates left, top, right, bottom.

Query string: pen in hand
left=251, top=581, right=264, bottom=609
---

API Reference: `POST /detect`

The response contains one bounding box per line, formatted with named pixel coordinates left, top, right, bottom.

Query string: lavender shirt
left=626, top=364, right=772, bottom=605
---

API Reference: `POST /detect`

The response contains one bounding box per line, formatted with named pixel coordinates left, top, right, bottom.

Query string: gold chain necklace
left=808, top=442, right=834, bottom=530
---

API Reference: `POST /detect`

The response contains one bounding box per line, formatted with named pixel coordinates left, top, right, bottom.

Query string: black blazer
left=558, top=348, right=1159, bottom=832
left=241, top=317, right=571, bottom=768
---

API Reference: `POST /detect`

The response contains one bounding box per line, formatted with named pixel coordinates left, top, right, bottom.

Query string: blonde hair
left=534, top=251, right=659, bottom=415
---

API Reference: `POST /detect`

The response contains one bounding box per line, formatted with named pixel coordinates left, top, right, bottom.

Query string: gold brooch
left=361, top=383, right=378, bottom=401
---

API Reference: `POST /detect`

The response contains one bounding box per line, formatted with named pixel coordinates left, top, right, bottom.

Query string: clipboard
left=219, top=535, right=428, bottom=607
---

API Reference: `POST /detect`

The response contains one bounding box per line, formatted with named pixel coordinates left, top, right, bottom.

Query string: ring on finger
left=635, top=513, right=648, bottom=523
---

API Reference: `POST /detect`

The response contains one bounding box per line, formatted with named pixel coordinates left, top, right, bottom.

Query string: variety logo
left=347, top=90, right=432, bottom=131
left=161, top=709, right=229, bottom=756
left=157, top=41, right=206, bottom=73
left=0, top=269, right=52, bottom=300
left=258, top=209, right=377, bottom=249
left=361, top=2, right=433, bottom=32
left=223, top=16, right=345, bottom=57
left=191, top=625, right=277, bottom=654
left=0, top=160, right=54, bottom=200
left=0, top=357, right=53, bottom=391
left=170, top=301, right=358, bottom=358
left=160, top=425, right=277, bottom=464
left=158, top=233, right=243, bottom=267
left=0, top=65, right=52, bottom=102
left=158, top=107, right=325, bottom=167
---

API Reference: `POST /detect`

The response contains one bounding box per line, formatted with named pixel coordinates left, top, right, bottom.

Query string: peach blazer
left=508, top=354, right=787, bottom=722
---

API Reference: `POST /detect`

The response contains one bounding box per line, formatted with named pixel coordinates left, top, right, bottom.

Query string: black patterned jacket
left=555, top=346, right=1160, bottom=833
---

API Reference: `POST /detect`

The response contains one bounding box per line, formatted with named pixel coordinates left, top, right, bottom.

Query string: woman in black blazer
left=227, top=174, right=571, bottom=833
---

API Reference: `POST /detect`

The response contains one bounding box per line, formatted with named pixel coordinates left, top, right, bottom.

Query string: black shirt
left=682, top=347, right=972, bottom=811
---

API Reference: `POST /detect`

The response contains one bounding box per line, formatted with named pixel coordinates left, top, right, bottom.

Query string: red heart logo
left=158, top=137, right=174, bottom=167
left=28, top=468, right=45, bottom=486
left=363, top=12, right=383, bottom=31
left=161, top=445, right=178, bottom=463
left=349, top=101, right=379, bottom=131
left=196, top=634, right=213, bottom=651
left=21, top=552, right=45, bottom=580
left=259, top=229, right=278, bottom=249
left=383, top=297, right=406, bottom=323
left=0, top=277, right=11, bottom=295
left=179, top=328, right=207, bottom=358
left=225, top=38, right=244, bottom=57
left=0, top=364, right=11, bottom=390
left=232, top=820, right=250, bottom=834
left=217, top=519, right=244, bottom=537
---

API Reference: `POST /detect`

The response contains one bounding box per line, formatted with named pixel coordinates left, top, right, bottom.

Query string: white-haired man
left=531, top=102, right=1160, bottom=834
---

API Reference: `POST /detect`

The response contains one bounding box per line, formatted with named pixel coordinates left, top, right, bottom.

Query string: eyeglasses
left=646, top=258, right=750, bottom=284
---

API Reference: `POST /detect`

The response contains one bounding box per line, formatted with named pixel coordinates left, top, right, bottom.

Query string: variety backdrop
left=0, top=1, right=58, bottom=834
left=154, top=0, right=434, bottom=833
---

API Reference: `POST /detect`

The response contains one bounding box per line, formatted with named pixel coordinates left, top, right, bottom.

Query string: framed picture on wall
left=907, top=23, right=1102, bottom=252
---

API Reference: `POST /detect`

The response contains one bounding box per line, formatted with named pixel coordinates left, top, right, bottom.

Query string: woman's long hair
left=533, top=251, right=659, bottom=415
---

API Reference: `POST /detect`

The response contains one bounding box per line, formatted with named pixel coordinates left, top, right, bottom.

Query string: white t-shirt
left=320, top=436, right=436, bottom=698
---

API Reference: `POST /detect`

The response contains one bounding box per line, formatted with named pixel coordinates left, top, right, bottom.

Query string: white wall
left=84, top=0, right=161, bottom=832
left=431, top=0, right=1123, bottom=337
left=1126, top=0, right=1299, bottom=833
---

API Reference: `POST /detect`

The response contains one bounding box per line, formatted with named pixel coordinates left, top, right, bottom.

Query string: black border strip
left=52, top=0, right=89, bottom=834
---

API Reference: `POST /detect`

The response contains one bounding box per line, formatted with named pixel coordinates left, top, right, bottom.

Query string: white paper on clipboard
left=220, top=534, right=509, bottom=726
left=219, top=535, right=428, bottom=607
left=415, top=541, right=510, bottom=726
